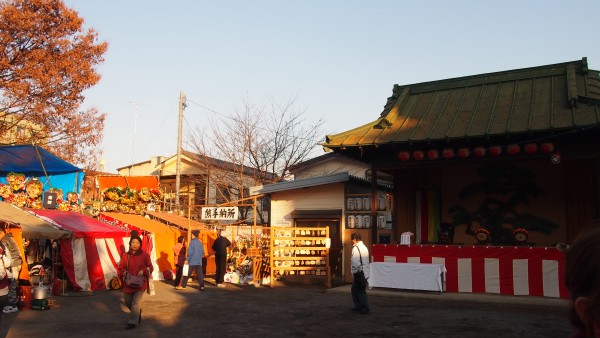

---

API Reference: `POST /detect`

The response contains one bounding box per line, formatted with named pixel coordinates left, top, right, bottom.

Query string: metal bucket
left=33, top=285, right=48, bottom=300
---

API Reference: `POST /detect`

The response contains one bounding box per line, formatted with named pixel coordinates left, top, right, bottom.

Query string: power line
left=185, top=98, right=324, bottom=144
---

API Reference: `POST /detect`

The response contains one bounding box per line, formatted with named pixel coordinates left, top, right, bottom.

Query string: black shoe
left=125, top=324, right=136, bottom=330
left=359, top=309, right=371, bottom=315
left=138, top=309, right=142, bottom=324
left=351, top=307, right=361, bottom=312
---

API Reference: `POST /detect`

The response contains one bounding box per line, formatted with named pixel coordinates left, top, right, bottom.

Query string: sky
left=62, top=0, right=600, bottom=173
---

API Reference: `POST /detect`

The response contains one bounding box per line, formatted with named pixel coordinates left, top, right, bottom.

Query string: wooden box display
left=270, top=226, right=330, bottom=288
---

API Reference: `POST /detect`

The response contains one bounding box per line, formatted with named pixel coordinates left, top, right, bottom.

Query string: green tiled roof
left=324, top=58, right=600, bottom=149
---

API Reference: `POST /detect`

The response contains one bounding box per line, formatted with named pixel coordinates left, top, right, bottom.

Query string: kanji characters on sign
left=201, top=207, right=239, bottom=220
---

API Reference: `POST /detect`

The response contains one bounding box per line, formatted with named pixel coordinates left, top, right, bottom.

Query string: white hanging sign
left=201, top=207, right=239, bottom=220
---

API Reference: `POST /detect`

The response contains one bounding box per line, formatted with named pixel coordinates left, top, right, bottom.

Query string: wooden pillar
left=370, top=167, right=378, bottom=244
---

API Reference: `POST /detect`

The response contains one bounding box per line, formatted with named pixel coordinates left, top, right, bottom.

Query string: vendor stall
left=27, top=209, right=129, bottom=291
left=0, top=202, right=71, bottom=282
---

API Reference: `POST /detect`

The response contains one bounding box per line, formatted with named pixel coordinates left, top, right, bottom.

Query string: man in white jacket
left=350, top=232, right=370, bottom=314
left=0, top=228, right=20, bottom=313
left=0, top=241, right=13, bottom=323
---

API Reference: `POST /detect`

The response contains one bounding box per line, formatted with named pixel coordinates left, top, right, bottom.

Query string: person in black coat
left=211, top=230, right=231, bottom=287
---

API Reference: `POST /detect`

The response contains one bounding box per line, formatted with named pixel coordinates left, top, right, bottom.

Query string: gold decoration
left=0, top=184, right=12, bottom=199
left=6, top=172, right=26, bottom=191
left=25, top=179, right=43, bottom=198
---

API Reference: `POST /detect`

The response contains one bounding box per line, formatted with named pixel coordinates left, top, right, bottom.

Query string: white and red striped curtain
left=372, top=244, right=567, bottom=298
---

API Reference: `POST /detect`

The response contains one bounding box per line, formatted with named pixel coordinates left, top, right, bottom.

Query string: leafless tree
left=186, top=95, right=323, bottom=223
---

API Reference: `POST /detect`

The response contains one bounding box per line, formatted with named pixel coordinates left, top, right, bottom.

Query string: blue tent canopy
left=0, top=145, right=84, bottom=194
left=0, top=145, right=80, bottom=175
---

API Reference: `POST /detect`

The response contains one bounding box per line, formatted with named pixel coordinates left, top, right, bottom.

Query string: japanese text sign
left=201, top=207, right=239, bottom=220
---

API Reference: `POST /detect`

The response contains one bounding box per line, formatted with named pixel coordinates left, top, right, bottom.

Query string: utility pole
left=175, top=91, right=186, bottom=213
left=128, top=101, right=140, bottom=169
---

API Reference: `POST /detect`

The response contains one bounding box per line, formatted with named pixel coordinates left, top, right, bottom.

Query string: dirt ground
left=1, top=277, right=574, bottom=338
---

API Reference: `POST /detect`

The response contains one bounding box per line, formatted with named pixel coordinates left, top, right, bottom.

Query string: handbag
left=353, top=246, right=368, bottom=288
left=124, top=254, right=146, bottom=288
left=182, top=263, right=189, bottom=277
left=353, top=270, right=367, bottom=288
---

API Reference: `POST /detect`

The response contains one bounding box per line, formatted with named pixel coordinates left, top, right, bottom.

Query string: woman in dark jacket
left=118, top=235, right=153, bottom=330
left=173, top=236, right=186, bottom=288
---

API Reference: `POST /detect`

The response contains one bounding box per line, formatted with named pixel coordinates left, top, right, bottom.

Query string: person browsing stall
left=0, top=240, right=13, bottom=325
left=0, top=227, right=21, bottom=314
left=173, top=236, right=187, bottom=289
left=212, top=229, right=231, bottom=288
left=179, top=229, right=205, bottom=291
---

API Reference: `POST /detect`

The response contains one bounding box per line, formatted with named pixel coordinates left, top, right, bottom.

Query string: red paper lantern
left=489, top=146, right=502, bottom=156
left=442, top=149, right=454, bottom=159
left=541, top=142, right=555, bottom=153
left=458, top=148, right=470, bottom=158
left=427, top=150, right=439, bottom=160
left=524, top=143, right=537, bottom=154
left=474, top=147, right=486, bottom=157
left=507, top=144, right=520, bottom=155
left=413, top=150, right=424, bottom=161
left=399, top=151, right=411, bottom=161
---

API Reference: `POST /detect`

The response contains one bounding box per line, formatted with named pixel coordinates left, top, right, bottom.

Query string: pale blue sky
left=63, top=0, right=600, bottom=173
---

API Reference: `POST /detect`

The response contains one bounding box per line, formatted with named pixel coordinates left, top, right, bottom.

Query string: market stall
left=27, top=209, right=129, bottom=291
left=0, top=145, right=84, bottom=209
left=0, top=202, right=71, bottom=282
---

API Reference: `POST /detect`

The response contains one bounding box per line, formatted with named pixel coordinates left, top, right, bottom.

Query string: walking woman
left=118, top=235, right=153, bottom=330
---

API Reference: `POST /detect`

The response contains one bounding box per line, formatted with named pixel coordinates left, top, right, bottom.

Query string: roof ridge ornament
left=373, top=118, right=392, bottom=129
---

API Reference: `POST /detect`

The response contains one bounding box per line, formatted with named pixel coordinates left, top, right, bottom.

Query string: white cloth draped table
left=369, top=262, right=446, bottom=292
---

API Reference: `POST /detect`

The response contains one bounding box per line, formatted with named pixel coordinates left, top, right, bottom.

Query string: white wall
left=270, top=183, right=345, bottom=227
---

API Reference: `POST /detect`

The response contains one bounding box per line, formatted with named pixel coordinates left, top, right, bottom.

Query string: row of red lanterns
left=398, top=142, right=555, bottom=161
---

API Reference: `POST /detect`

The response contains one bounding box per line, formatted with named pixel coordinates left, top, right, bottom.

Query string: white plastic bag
left=182, top=263, right=189, bottom=277
left=147, top=275, right=156, bottom=296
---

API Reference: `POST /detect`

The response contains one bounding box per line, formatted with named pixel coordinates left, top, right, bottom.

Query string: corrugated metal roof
left=323, top=58, right=600, bottom=149
left=250, top=172, right=351, bottom=195
left=250, top=172, right=392, bottom=195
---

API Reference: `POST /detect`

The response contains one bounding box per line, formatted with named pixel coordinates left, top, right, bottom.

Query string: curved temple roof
left=323, top=58, right=600, bottom=150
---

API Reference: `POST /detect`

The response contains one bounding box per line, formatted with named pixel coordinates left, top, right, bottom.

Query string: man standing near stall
left=212, top=229, right=231, bottom=288
left=179, top=230, right=205, bottom=291
left=350, top=232, right=370, bottom=315
left=0, top=227, right=21, bottom=314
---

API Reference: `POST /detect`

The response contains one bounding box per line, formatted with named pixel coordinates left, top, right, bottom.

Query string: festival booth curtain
left=145, top=211, right=207, bottom=231
left=27, top=209, right=129, bottom=291
left=98, top=212, right=184, bottom=280
left=0, top=202, right=70, bottom=240
left=145, top=211, right=217, bottom=274
left=96, top=175, right=159, bottom=191
left=0, top=145, right=84, bottom=195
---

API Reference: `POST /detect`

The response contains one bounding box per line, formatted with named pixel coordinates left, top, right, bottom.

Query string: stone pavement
left=0, top=278, right=572, bottom=338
